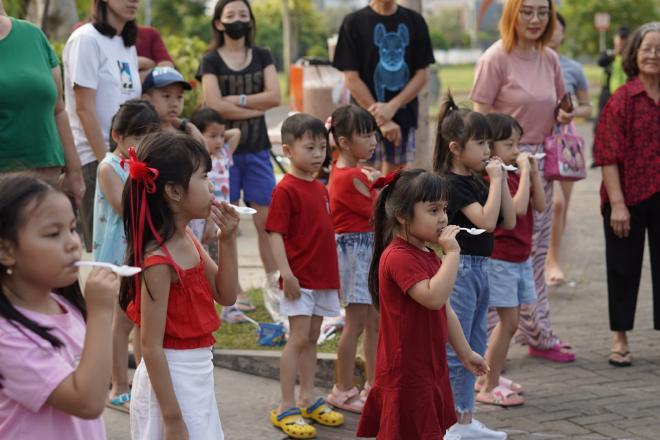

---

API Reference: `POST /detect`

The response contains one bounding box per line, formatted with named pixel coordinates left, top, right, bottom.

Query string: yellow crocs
left=301, top=398, right=344, bottom=427
left=270, top=407, right=316, bottom=439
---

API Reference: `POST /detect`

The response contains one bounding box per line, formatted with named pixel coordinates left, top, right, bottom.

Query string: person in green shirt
left=0, top=2, right=83, bottom=205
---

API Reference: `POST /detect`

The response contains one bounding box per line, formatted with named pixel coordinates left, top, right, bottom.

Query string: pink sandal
left=476, top=385, right=524, bottom=407
left=326, top=385, right=365, bottom=414
left=475, top=376, right=524, bottom=394
left=528, top=343, right=576, bottom=363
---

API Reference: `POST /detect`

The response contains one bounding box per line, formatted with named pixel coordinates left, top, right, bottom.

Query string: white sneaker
left=446, top=419, right=507, bottom=439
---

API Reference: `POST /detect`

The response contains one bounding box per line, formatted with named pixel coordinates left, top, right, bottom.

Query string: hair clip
left=121, top=147, right=159, bottom=193
left=370, top=169, right=402, bottom=190
left=324, top=116, right=333, bottom=131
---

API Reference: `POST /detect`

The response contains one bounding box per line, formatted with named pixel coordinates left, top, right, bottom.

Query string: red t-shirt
left=127, top=236, right=220, bottom=349
left=136, top=25, right=173, bottom=63
left=327, top=164, right=376, bottom=233
left=265, top=174, right=340, bottom=289
left=594, top=77, right=660, bottom=208
left=358, top=237, right=456, bottom=439
left=491, top=173, right=533, bottom=263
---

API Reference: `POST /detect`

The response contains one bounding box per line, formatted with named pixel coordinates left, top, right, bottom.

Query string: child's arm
left=446, top=304, right=489, bottom=376
left=460, top=160, right=503, bottom=232
left=97, top=163, right=124, bottom=215
left=529, top=158, right=548, bottom=213
left=202, top=201, right=240, bottom=306
left=225, top=128, right=241, bottom=155
left=408, top=226, right=461, bottom=310
left=45, top=268, right=118, bottom=419
left=512, top=153, right=532, bottom=216
left=140, top=264, right=189, bottom=438
left=268, top=232, right=301, bottom=300
left=499, top=172, right=517, bottom=230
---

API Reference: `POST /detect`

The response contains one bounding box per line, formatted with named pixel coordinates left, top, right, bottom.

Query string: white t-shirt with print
left=63, top=23, right=141, bottom=166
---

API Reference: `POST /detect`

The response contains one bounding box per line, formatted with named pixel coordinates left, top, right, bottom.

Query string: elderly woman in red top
left=594, top=22, right=660, bottom=368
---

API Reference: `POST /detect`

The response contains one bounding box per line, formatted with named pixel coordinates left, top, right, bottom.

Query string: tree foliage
left=560, top=0, right=660, bottom=56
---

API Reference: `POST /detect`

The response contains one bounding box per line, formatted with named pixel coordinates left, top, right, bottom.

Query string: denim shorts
left=280, top=288, right=341, bottom=318
left=336, top=232, right=373, bottom=305
left=369, top=127, right=416, bottom=165
left=229, top=149, right=276, bottom=206
left=487, top=257, right=537, bottom=308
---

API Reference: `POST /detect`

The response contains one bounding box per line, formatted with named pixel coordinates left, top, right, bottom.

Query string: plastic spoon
left=74, top=261, right=142, bottom=277
left=532, top=152, right=546, bottom=160
left=229, top=204, right=257, bottom=215
left=503, top=164, right=518, bottom=171
left=459, top=227, right=486, bottom=235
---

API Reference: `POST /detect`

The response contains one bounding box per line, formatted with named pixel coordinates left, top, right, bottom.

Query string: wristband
left=239, top=94, right=247, bottom=107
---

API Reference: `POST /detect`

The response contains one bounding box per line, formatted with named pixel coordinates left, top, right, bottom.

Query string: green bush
left=163, top=35, right=208, bottom=118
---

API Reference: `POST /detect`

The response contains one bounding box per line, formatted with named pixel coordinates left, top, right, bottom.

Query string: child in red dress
left=357, top=169, right=489, bottom=440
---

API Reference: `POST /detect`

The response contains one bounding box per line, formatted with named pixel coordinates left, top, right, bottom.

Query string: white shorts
left=280, top=288, right=340, bottom=318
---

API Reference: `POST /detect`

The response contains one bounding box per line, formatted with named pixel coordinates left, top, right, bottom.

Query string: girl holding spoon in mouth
left=433, top=92, right=516, bottom=439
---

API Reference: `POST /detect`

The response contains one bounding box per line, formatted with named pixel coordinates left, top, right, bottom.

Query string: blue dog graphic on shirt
left=373, top=23, right=410, bottom=102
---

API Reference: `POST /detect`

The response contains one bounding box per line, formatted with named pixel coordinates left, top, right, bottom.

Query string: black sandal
left=608, top=350, right=632, bottom=367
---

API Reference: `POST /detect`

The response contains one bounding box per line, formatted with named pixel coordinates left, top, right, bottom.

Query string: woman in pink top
left=470, top=0, right=576, bottom=363
left=0, top=176, right=119, bottom=440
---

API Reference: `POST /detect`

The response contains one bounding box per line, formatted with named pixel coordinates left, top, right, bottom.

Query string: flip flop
left=475, top=376, right=524, bottom=394
left=608, top=350, right=632, bottom=367
left=326, top=385, right=365, bottom=414
left=476, top=385, right=524, bottom=407
left=528, top=343, right=576, bottom=363
left=106, top=392, right=130, bottom=414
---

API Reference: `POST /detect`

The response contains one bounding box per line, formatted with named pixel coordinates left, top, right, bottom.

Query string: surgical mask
left=222, top=20, right=251, bottom=40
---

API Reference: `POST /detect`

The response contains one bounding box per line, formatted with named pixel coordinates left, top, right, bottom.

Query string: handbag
left=543, top=123, right=587, bottom=181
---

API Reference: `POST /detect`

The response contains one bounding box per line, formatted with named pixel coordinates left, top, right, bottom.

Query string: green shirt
left=0, top=18, right=65, bottom=171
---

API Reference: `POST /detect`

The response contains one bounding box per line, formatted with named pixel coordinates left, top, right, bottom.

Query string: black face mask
left=222, top=20, right=251, bottom=40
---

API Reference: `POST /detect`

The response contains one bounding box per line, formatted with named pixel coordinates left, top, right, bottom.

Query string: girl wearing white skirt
left=118, top=132, right=240, bottom=439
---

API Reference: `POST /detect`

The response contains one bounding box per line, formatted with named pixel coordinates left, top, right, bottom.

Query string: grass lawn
left=214, top=288, right=340, bottom=354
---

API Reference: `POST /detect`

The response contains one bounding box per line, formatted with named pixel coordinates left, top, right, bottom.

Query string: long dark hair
left=209, top=0, right=256, bottom=51
left=91, top=0, right=138, bottom=47
left=433, top=91, right=492, bottom=174
left=119, top=132, right=212, bottom=310
left=0, top=176, right=87, bottom=350
left=485, top=113, right=524, bottom=143
left=109, top=99, right=161, bottom=151
left=368, top=169, right=449, bottom=308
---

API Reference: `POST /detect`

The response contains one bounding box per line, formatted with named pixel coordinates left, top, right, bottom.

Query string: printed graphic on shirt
left=218, top=71, right=264, bottom=146
left=117, top=61, right=135, bottom=91
left=373, top=23, right=410, bottom=102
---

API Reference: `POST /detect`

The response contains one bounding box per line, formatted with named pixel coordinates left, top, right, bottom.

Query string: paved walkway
left=105, top=122, right=660, bottom=439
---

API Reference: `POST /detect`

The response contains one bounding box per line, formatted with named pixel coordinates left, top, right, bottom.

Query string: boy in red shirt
left=266, top=113, right=344, bottom=438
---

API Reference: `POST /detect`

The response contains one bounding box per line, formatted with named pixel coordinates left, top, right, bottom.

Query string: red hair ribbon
left=121, top=147, right=159, bottom=194
left=370, top=169, right=402, bottom=191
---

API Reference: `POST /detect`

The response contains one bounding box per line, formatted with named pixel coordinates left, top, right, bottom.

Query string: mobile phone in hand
left=557, top=93, right=574, bottom=113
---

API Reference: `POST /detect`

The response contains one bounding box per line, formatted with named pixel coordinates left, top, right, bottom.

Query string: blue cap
left=142, top=67, right=192, bottom=92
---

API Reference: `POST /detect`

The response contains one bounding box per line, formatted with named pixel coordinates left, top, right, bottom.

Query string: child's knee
left=500, top=314, right=519, bottom=336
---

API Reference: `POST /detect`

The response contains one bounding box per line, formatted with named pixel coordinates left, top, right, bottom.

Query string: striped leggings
left=488, top=143, right=561, bottom=350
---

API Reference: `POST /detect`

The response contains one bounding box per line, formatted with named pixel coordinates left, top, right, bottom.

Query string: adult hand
left=60, top=167, right=85, bottom=208
left=380, top=120, right=401, bottom=146
left=368, top=102, right=397, bottom=126
left=610, top=202, right=631, bottom=238
left=556, top=108, right=574, bottom=125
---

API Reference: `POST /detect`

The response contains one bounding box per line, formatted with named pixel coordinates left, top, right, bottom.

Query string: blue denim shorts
left=229, top=149, right=276, bottom=206
left=369, top=127, right=416, bottom=165
left=336, top=232, right=373, bottom=305
left=487, top=257, right=537, bottom=308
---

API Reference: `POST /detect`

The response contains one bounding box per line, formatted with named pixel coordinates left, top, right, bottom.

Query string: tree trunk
left=26, top=0, right=77, bottom=40
left=399, top=0, right=431, bottom=170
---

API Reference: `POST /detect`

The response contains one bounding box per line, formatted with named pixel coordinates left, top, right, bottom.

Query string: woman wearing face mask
left=197, top=0, right=282, bottom=314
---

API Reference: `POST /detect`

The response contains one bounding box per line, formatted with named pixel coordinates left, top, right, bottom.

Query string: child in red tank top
left=119, top=132, right=240, bottom=440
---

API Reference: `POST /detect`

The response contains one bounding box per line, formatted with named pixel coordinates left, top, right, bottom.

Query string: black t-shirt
left=446, top=173, right=496, bottom=257
left=196, top=47, right=274, bottom=154
left=332, top=5, right=434, bottom=130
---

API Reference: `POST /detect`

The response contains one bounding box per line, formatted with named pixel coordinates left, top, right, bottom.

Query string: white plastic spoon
left=503, top=164, right=518, bottom=171
left=74, top=261, right=142, bottom=277
left=229, top=204, right=257, bottom=215
left=459, top=227, right=486, bottom=235
left=532, top=152, right=546, bottom=160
